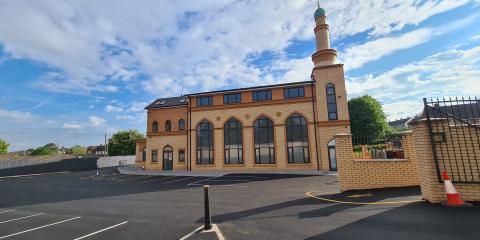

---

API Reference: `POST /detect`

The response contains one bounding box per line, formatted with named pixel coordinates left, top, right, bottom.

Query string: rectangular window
left=151, top=149, right=158, bottom=162
left=178, top=149, right=185, bottom=162
left=252, top=90, right=272, bottom=101
left=223, top=93, right=241, bottom=104
left=284, top=87, right=305, bottom=98
left=196, top=96, right=213, bottom=106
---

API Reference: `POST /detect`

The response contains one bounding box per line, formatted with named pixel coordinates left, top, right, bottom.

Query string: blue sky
left=1, top=0, right=480, bottom=151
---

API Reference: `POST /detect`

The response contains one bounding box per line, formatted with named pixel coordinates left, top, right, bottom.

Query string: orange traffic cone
left=442, top=171, right=472, bottom=207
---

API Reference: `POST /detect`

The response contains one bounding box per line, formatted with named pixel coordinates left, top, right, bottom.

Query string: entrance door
left=328, top=139, right=337, bottom=171
left=163, top=145, right=173, bottom=170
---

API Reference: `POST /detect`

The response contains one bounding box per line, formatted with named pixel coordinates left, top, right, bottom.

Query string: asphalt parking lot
left=1, top=168, right=479, bottom=240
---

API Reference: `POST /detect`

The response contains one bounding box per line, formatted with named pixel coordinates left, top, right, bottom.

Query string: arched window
left=326, top=83, right=338, bottom=120
left=224, top=118, right=243, bottom=164
left=286, top=114, right=310, bottom=164
left=165, top=120, right=171, bottom=132
left=179, top=119, right=185, bottom=130
left=254, top=116, right=275, bottom=164
left=152, top=121, right=158, bottom=132
left=196, top=120, right=214, bottom=164
left=328, top=139, right=337, bottom=171
left=163, top=145, right=173, bottom=170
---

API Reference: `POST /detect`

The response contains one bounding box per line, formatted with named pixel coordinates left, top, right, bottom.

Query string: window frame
left=196, top=96, right=213, bottom=107
left=253, top=116, right=276, bottom=164
left=151, top=149, right=158, bottom=162
left=152, top=121, right=158, bottom=132
left=252, top=90, right=272, bottom=101
left=285, top=114, right=310, bottom=164
left=224, top=118, right=243, bottom=164
left=284, top=87, right=305, bottom=99
left=326, top=83, right=338, bottom=120
left=178, top=149, right=185, bottom=162
left=165, top=120, right=172, bottom=132
left=178, top=119, right=185, bottom=130
left=223, top=93, right=241, bottom=104
left=196, top=120, right=214, bottom=165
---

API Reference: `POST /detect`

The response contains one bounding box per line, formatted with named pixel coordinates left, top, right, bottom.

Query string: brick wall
left=412, top=121, right=480, bottom=203
left=336, top=132, right=420, bottom=192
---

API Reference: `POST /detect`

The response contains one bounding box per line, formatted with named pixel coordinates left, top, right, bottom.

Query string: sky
left=0, top=0, right=480, bottom=151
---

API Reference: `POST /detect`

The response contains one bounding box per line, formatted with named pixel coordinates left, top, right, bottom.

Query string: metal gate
left=424, top=97, right=480, bottom=183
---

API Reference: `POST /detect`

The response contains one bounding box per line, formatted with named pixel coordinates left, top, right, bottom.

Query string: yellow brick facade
left=412, top=121, right=480, bottom=203
left=336, top=133, right=420, bottom=191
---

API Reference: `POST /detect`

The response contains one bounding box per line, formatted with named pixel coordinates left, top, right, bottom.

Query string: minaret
left=311, top=3, right=337, bottom=67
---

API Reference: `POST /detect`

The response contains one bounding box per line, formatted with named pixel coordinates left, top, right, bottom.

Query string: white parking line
left=162, top=176, right=197, bottom=185
left=0, top=216, right=81, bottom=239
left=73, top=221, right=128, bottom=240
left=187, top=176, right=220, bottom=186
left=0, top=171, right=70, bottom=179
left=0, top=210, right=15, bottom=214
left=207, top=179, right=249, bottom=182
left=0, top=213, right=44, bottom=224
left=141, top=176, right=176, bottom=183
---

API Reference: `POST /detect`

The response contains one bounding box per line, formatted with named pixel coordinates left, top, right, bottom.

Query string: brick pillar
left=335, top=133, right=353, bottom=192
left=411, top=121, right=446, bottom=203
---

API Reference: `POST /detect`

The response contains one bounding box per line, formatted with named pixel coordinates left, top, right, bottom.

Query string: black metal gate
left=424, top=97, right=480, bottom=183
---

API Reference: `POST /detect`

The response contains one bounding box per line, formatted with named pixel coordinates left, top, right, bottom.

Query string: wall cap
left=335, top=133, right=352, bottom=137
left=353, top=159, right=410, bottom=163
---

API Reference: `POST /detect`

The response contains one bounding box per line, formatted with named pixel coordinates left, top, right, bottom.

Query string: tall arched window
left=224, top=118, right=243, bottom=164
left=328, top=139, right=337, bottom=171
left=196, top=120, right=214, bottom=164
left=152, top=121, right=158, bottom=132
left=326, top=83, right=338, bottom=120
left=254, top=116, right=275, bottom=164
left=179, top=119, right=185, bottom=130
left=286, top=114, right=310, bottom=164
left=165, top=120, right=172, bottom=131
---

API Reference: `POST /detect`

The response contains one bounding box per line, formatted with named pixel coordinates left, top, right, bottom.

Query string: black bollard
left=203, top=185, right=212, bottom=231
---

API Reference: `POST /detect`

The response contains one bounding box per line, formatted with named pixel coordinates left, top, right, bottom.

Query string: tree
left=70, top=145, right=87, bottom=155
left=348, top=95, right=389, bottom=141
left=30, top=143, right=59, bottom=155
left=0, top=139, right=9, bottom=154
left=108, top=129, right=145, bottom=156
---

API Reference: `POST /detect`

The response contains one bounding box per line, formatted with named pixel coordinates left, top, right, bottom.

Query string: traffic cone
left=441, top=171, right=472, bottom=207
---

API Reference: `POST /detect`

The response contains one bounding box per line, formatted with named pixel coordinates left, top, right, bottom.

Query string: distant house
left=87, top=145, right=106, bottom=155
left=389, top=117, right=416, bottom=130
left=412, top=101, right=480, bottom=124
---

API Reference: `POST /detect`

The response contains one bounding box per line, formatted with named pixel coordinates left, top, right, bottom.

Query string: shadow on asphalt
left=0, top=157, right=99, bottom=176
left=202, top=187, right=422, bottom=223
left=305, top=200, right=480, bottom=240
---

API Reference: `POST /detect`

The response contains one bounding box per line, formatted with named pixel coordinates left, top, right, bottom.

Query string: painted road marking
left=0, top=213, right=44, bottom=224
left=348, top=193, right=373, bottom=198
left=73, top=221, right=128, bottom=240
left=306, top=191, right=425, bottom=205
left=141, top=176, right=176, bottom=183
left=0, top=216, right=81, bottom=239
left=0, top=210, right=15, bottom=214
left=0, top=171, right=70, bottom=179
left=187, top=176, right=220, bottom=186
left=179, top=224, right=225, bottom=240
left=162, top=176, right=197, bottom=185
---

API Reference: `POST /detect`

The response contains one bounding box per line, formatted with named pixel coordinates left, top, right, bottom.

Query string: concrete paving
left=1, top=167, right=479, bottom=240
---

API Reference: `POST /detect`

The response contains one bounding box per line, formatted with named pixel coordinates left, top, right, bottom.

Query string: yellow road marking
left=348, top=193, right=373, bottom=198
left=306, top=191, right=425, bottom=205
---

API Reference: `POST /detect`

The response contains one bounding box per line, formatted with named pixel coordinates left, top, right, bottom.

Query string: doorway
left=328, top=139, right=337, bottom=171
left=163, top=145, right=173, bottom=170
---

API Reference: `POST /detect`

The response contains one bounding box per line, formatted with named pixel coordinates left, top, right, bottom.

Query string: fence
left=423, top=97, right=480, bottom=184
left=352, top=134, right=405, bottom=160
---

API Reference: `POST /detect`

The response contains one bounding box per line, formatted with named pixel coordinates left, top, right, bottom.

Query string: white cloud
left=347, top=45, right=480, bottom=119
left=105, top=104, right=123, bottom=112
left=0, top=0, right=475, bottom=95
left=127, top=101, right=148, bottom=112
left=62, top=123, right=83, bottom=129
left=0, top=109, right=32, bottom=122
left=88, top=116, right=106, bottom=126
